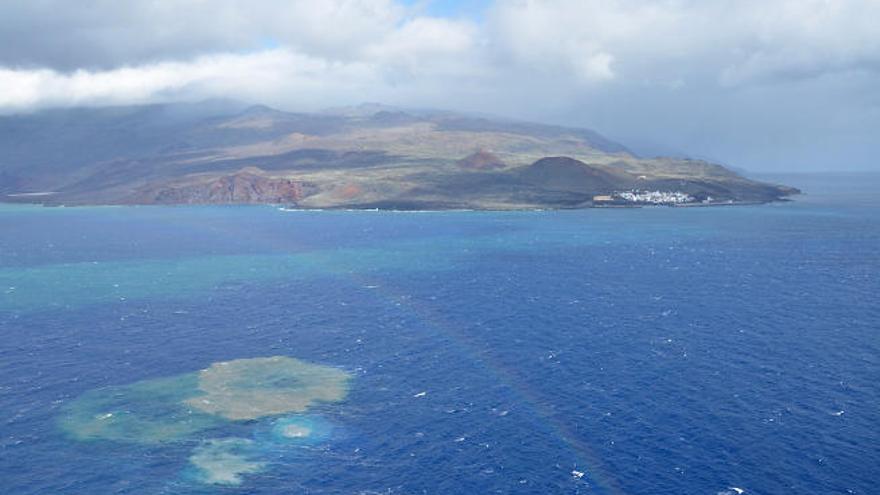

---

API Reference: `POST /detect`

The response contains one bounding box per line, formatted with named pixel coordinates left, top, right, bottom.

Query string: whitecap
left=268, top=415, right=333, bottom=445
left=281, top=424, right=312, bottom=438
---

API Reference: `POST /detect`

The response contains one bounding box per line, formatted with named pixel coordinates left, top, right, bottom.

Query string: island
left=0, top=101, right=798, bottom=209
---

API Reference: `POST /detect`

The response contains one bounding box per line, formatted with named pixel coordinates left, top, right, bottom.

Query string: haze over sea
left=0, top=173, right=877, bottom=494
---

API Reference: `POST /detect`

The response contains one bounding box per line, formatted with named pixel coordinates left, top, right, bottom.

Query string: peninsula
left=0, top=101, right=798, bottom=209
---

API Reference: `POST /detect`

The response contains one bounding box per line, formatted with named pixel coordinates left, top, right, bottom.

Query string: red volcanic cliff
left=133, top=168, right=311, bottom=204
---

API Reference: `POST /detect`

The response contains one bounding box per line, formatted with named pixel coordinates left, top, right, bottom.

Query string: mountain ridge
left=0, top=101, right=798, bottom=209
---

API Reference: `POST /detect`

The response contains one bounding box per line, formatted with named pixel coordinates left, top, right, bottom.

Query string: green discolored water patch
left=58, top=372, right=221, bottom=443
left=58, top=356, right=351, bottom=444
left=0, top=244, right=456, bottom=313
left=187, top=438, right=265, bottom=486
left=187, top=356, right=350, bottom=420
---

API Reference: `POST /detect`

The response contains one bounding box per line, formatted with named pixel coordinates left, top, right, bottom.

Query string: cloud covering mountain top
left=1, top=0, right=878, bottom=171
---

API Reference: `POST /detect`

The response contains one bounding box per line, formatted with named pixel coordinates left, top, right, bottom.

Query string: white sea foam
left=6, top=191, right=57, bottom=197
left=281, top=424, right=312, bottom=438
left=277, top=207, right=325, bottom=212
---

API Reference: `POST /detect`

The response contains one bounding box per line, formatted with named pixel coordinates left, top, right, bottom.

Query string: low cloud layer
left=1, top=0, right=878, bottom=171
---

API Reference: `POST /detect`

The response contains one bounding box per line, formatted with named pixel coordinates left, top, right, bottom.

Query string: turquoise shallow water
left=0, top=174, right=878, bottom=494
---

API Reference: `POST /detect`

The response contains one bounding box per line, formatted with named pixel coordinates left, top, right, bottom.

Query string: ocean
left=0, top=173, right=877, bottom=494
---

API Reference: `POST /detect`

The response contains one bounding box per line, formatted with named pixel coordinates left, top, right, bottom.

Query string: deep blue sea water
left=1, top=173, right=878, bottom=494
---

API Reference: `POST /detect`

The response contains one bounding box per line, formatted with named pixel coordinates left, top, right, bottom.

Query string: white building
left=614, top=190, right=694, bottom=205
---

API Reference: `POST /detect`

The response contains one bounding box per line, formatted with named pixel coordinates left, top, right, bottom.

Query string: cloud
left=0, top=1, right=410, bottom=70
left=3, top=0, right=879, bottom=98
left=0, top=2, right=481, bottom=111
left=0, top=50, right=376, bottom=111
left=0, top=0, right=878, bottom=170
left=488, top=0, right=880, bottom=87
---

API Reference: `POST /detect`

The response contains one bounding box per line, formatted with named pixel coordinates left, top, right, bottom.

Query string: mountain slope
left=0, top=102, right=797, bottom=209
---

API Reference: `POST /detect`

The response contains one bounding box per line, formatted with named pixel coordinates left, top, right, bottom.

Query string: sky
left=0, top=0, right=878, bottom=172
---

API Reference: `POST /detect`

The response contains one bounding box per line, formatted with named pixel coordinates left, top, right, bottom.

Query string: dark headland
left=0, top=101, right=798, bottom=209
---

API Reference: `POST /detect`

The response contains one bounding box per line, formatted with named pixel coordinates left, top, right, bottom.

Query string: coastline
left=0, top=195, right=797, bottom=212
